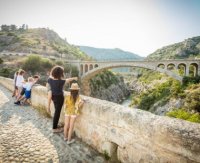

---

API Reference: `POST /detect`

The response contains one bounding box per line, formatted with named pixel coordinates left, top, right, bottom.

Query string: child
left=64, top=83, right=84, bottom=144
left=14, top=79, right=27, bottom=104
left=15, top=69, right=25, bottom=99
left=15, top=76, right=39, bottom=105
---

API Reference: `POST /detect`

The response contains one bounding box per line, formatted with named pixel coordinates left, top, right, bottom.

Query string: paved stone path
left=0, top=85, right=106, bottom=163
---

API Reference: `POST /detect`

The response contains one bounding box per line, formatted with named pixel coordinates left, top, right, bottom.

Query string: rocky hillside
left=78, top=46, right=143, bottom=61
left=89, top=70, right=130, bottom=103
left=126, top=35, right=200, bottom=123
left=0, top=27, right=90, bottom=60
left=147, top=36, right=200, bottom=60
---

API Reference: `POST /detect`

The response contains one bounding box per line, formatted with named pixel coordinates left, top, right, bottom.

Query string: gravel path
left=0, top=84, right=106, bottom=163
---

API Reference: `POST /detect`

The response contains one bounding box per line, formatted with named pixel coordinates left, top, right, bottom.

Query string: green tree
left=71, top=66, right=79, bottom=77
left=22, top=55, right=42, bottom=73
left=1, top=25, right=10, bottom=31
left=41, top=58, right=53, bottom=70
left=10, top=24, right=17, bottom=31
left=184, top=89, right=200, bottom=112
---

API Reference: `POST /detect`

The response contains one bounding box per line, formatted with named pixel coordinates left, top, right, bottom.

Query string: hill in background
left=0, top=26, right=90, bottom=60
left=147, top=36, right=200, bottom=60
left=78, top=46, right=143, bottom=61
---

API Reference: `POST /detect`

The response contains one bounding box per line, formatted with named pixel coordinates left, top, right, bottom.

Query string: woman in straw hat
left=64, top=83, right=84, bottom=144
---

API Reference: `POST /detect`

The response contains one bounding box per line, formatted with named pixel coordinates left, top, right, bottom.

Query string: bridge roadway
left=0, top=85, right=105, bottom=163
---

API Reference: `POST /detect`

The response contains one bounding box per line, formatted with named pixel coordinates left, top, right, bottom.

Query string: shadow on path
left=0, top=84, right=106, bottom=163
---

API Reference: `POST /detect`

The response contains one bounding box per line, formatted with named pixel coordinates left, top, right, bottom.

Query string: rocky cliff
left=147, top=36, right=200, bottom=60
left=89, top=70, right=130, bottom=103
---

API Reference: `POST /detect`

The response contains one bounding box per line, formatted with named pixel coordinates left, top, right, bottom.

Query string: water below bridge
left=121, top=96, right=132, bottom=107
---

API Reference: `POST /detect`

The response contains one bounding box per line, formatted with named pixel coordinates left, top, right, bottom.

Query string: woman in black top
left=48, top=66, right=78, bottom=133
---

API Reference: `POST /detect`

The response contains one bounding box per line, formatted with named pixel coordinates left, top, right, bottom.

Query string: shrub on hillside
left=22, top=55, right=42, bottom=73
left=132, top=79, right=184, bottom=110
left=0, top=58, right=3, bottom=64
left=0, top=68, right=17, bottom=78
left=182, top=76, right=200, bottom=86
left=138, top=69, right=164, bottom=83
left=167, top=109, right=200, bottom=123
left=184, top=88, right=200, bottom=112
left=22, top=55, right=55, bottom=73
left=41, top=58, right=53, bottom=69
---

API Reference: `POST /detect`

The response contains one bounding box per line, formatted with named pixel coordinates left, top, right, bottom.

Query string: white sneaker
left=67, top=139, right=75, bottom=145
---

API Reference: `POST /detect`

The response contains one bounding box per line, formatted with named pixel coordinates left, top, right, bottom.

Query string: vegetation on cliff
left=166, top=83, right=200, bottom=123
left=131, top=77, right=182, bottom=109
left=89, top=70, right=129, bottom=103
left=126, top=68, right=200, bottom=123
left=147, top=36, right=200, bottom=60
left=0, top=25, right=90, bottom=60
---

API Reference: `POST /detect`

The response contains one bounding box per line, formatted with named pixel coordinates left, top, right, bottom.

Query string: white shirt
left=16, top=75, right=24, bottom=88
left=25, top=82, right=34, bottom=91
left=22, top=82, right=27, bottom=88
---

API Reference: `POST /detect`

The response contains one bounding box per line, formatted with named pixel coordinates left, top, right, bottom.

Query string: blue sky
left=0, top=0, right=200, bottom=56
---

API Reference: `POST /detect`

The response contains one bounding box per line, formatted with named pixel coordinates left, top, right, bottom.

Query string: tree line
left=0, top=24, right=28, bottom=32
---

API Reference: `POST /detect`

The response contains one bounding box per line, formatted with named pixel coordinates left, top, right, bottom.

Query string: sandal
left=53, top=128, right=63, bottom=133
left=67, top=139, right=75, bottom=145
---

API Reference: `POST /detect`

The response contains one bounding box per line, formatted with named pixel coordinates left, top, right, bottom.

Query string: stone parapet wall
left=0, top=76, right=200, bottom=163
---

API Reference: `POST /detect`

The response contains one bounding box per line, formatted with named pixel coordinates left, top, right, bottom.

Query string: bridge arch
left=81, top=63, right=183, bottom=95
left=167, top=63, right=176, bottom=70
left=89, top=64, right=93, bottom=70
left=178, top=63, right=186, bottom=76
left=157, top=63, right=165, bottom=69
left=94, top=64, right=98, bottom=68
left=85, top=64, right=88, bottom=73
left=190, top=63, right=198, bottom=77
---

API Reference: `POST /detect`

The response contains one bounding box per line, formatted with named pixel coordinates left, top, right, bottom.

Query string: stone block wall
left=0, top=76, right=200, bottom=163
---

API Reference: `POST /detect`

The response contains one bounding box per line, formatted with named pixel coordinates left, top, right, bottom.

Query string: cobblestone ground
left=0, top=85, right=106, bottom=163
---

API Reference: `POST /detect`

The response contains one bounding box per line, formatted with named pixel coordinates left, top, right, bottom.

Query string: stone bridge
left=0, top=76, right=200, bottom=163
left=68, top=59, right=200, bottom=95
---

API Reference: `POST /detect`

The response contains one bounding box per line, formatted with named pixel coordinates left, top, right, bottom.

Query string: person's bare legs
left=47, top=91, right=52, bottom=114
left=12, top=88, right=16, bottom=97
left=67, top=116, right=76, bottom=142
left=15, top=89, right=19, bottom=98
left=16, top=87, right=22, bottom=101
left=18, top=95, right=25, bottom=101
left=64, top=116, right=70, bottom=140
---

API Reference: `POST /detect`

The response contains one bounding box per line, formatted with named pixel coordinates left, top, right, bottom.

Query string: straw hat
left=69, top=83, right=80, bottom=90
